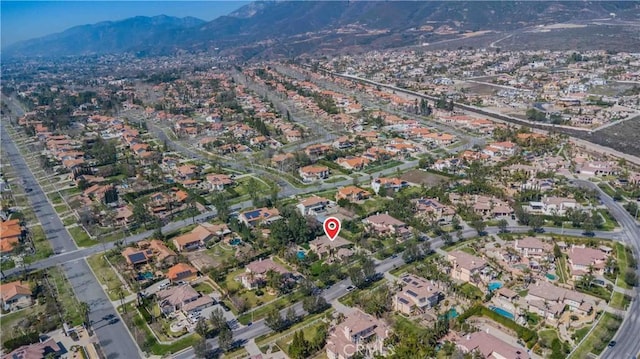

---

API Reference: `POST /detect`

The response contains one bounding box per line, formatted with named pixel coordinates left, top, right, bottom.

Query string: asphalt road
left=576, top=179, right=640, bottom=359
left=1, top=120, right=142, bottom=359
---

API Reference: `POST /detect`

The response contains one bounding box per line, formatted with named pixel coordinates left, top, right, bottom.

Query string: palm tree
left=79, top=302, right=91, bottom=328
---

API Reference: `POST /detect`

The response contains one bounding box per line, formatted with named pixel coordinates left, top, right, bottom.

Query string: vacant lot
left=590, top=116, right=640, bottom=157
left=401, top=169, right=449, bottom=186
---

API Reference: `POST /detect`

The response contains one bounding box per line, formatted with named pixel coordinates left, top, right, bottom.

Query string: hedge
left=3, top=332, right=39, bottom=351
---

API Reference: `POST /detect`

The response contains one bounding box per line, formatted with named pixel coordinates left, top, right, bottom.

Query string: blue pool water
left=490, top=306, right=515, bottom=320
left=546, top=273, right=558, bottom=280
left=297, top=251, right=306, bottom=259
left=229, top=238, right=242, bottom=246
left=137, top=271, right=153, bottom=281
left=488, top=281, right=503, bottom=292
left=438, top=308, right=458, bottom=320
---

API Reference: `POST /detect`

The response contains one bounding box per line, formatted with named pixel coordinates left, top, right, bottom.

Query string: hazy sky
left=1, top=1, right=249, bottom=48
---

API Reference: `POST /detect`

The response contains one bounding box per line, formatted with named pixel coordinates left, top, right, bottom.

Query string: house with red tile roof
left=167, top=263, right=199, bottom=283
left=325, top=309, right=390, bottom=359
left=363, top=213, right=411, bottom=240
left=336, top=186, right=370, bottom=202
left=299, top=165, right=330, bottom=182
left=454, top=331, right=530, bottom=359
left=0, top=280, right=33, bottom=311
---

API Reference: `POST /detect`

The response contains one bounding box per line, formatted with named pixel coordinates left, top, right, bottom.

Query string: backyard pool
left=439, top=308, right=459, bottom=320
left=229, top=238, right=242, bottom=246
left=488, top=281, right=503, bottom=292
left=490, top=306, right=515, bottom=320
left=137, top=271, right=153, bottom=281
left=297, top=251, right=306, bottom=259
left=545, top=273, right=558, bottom=281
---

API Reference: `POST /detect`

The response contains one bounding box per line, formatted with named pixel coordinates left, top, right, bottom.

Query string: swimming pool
left=488, top=281, right=503, bottom=292
left=545, top=273, right=558, bottom=280
left=137, top=271, right=153, bottom=281
left=229, top=238, right=242, bottom=246
left=438, top=308, right=459, bottom=320
left=297, top=251, right=306, bottom=259
left=490, top=306, right=515, bottom=320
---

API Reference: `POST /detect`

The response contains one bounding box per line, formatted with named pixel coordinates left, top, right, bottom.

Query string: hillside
left=4, top=1, right=640, bottom=59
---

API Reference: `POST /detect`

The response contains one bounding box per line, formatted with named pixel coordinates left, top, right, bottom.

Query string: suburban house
left=528, top=196, right=578, bottom=216
left=206, top=173, right=234, bottom=191
left=578, top=161, right=618, bottom=176
left=0, top=218, right=23, bottom=254
left=393, top=274, right=445, bottom=315
left=526, top=281, right=593, bottom=318
left=455, top=331, right=530, bottom=359
left=172, top=223, right=231, bottom=251
left=447, top=251, right=488, bottom=284
left=472, top=196, right=514, bottom=218
left=309, top=235, right=353, bottom=261
left=121, top=240, right=177, bottom=267
left=2, top=338, right=63, bottom=359
left=336, top=186, right=371, bottom=202
left=299, top=165, right=330, bottom=182
left=566, top=246, right=608, bottom=279
left=413, top=198, right=455, bottom=223
left=297, top=196, right=333, bottom=216
left=325, top=309, right=390, bottom=359
left=0, top=280, right=33, bottom=312
left=166, top=263, right=199, bottom=283
left=336, top=156, right=370, bottom=171
left=239, top=258, right=291, bottom=290
left=514, top=237, right=552, bottom=259
left=363, top=213, right=411, bottom=240
left=239, top=207, right=281, bottom=227
left=370, top=177, right=410, bottom=194
left=157, top=285, right=200, bottom=315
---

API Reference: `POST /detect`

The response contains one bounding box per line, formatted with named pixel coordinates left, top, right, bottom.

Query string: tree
left=218, top=325, right=233, bottom=352
left=303, top=295, right=329, bottom=314
left=209, top=308, right=226, bottom=331
left=530, top=215, right=544, bottom=232
left=192, top=338, right=211, bottom=358
left=286, top=307, right=298, bottom=326
left=289, top=330, right=309, bottom=359
left=265, top=308, right=285, bottom=332
left=582, top=217, right=595, bottom=235
left=497, top=219, right=508, bottom=233
left=470, top=219, right=486, bottom=236
left=553, top=244, right=563, bottom=259
left=195, top=317, right=209, bottom=338
left=403, top=242, right=424, bottom=263
left=451, top=216, right=461, bottom=230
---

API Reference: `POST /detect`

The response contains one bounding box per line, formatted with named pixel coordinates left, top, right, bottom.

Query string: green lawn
left=573, top=326, right=591, bottom=343
left=0, top=304, right=45, bottom=338
left=255, top=311, right=331, bottom=348
left=610, top=291, right=631, bottom=310
left=324, top=176, right=348, bottom=184
left=193, top=282, right=214, bottom=295
left=237, top=291, right=305, bottom=325
left=24, top=225, right=53, bottom=262
left=62, top=216, right=77, bottom=226
left=459, top=283, right=484, bottom=300
left=47, top=192, right=64, bottom=204
left=54, top=204, right=69, bottom=214
left=616, top=243, right=631, bottom=289
left=86, top=254, right=132, bottom=301
left=68, top=226, right=93, bottom=247
left=49, top=267, right=83, bottom=326
left=363, top=160, right=403, bottom=174
left=556, top=256, right=569, bottom=284
left=570, top=312, right=622, bottom=358
left=276, top=319, right=327, bottom=357
left=596, top=209, right=618, bottom=231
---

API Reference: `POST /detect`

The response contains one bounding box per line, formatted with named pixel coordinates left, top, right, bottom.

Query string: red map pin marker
left=323, top=217, right=341, bottom=242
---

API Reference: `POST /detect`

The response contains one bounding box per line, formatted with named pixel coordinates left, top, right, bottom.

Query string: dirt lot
left=401, top=169, right=449, bottom=186
left=587, top=117, right=640, bottom=157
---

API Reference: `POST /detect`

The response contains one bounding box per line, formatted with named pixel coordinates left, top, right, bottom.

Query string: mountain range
left=4, top=1, right=640, bottom=59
